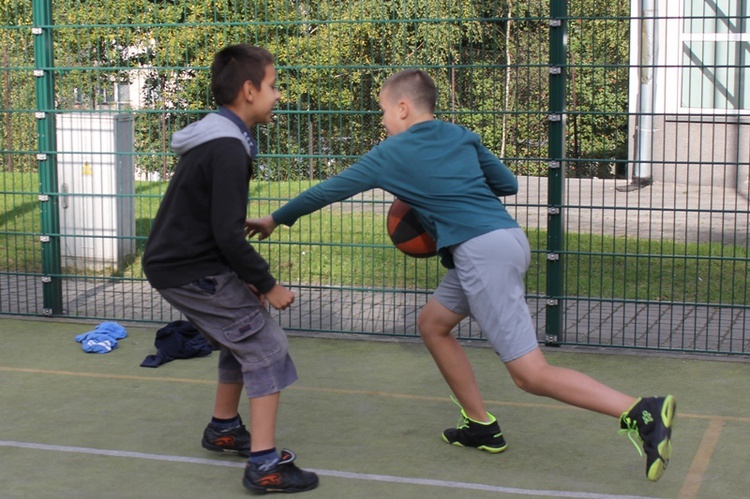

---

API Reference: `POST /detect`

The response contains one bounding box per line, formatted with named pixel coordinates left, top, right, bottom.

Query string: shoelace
left=449, top=394, right=471, bottom=429
left=448, top=394, right=498, bottom=428
left=618, top=417, right=644, bottom=457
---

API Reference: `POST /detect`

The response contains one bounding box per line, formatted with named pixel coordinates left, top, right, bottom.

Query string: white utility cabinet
left=56, top=113, right=135, bottom=271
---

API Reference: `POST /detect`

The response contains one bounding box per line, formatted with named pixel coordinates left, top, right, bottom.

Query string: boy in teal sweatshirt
left=247, top=69, right=675, bottom=482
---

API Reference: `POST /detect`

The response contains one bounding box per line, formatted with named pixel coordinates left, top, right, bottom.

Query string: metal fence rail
left=1, top=1, right=748, bottom=356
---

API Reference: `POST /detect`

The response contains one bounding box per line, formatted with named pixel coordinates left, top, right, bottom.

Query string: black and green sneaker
left=442, top=406, right=508, bottom=454
left=619, top=395, right=676, bottom=481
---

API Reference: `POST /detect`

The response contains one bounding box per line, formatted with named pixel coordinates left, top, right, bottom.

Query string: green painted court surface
left=1, top=318, right=748, bottom=498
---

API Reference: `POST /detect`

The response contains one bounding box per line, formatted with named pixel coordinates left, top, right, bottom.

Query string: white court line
left=0, top=440, right=665, bottom=499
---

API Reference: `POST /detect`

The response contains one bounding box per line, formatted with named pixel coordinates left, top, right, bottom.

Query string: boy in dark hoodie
left=142, top=44, right=318, bottom=494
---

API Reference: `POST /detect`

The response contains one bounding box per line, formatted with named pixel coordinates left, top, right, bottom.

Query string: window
left=681, top=0, right=749, bottom=112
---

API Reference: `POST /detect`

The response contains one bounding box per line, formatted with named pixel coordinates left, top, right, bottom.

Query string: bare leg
left=418, top=298, right=491, bottom=422
left=505, top=347, right=637, bottom=417
left=212, top=382, right=244, bottom=419
left=249, top=391, right=280, bottom=452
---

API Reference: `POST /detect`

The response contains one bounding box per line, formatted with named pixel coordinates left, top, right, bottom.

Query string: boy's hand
left=245, top=215, right=278, bottom=240
left=245, top=283, right=268, bottom=307
left=264, top=283, right=294, bottom=310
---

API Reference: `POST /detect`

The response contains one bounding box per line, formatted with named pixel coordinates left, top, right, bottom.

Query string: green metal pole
left=545, top=0, right=567, bottom=345
left=32, top=0, right=63, bottom=315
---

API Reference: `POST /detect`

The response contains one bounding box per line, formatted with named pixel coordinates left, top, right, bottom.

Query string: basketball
left=387, top=199, right=437, bottom=258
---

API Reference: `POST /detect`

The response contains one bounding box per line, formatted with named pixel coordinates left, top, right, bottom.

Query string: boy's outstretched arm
left=245, top=214, right=278, bottom=240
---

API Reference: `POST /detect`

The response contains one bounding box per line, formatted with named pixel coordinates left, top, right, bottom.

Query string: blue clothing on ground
left=75, top=321, right=127, bottom=354
left=271, top=120, right=520, bottom=268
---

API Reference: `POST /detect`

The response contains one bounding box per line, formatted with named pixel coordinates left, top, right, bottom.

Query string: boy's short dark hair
left=382, top=69, right=437, bottom=113
left=211, top=44, right=275, bottom=106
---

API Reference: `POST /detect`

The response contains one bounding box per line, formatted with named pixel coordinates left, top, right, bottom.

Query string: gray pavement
left=349, top=177, right=750, bottom=245
left=510, top=177, right=750, bottom=246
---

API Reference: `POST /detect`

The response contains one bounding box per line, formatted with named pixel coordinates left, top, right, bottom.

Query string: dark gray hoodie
left=171, top=112, right=253, bottom=157
left=142, top=112, right=276, bottom=292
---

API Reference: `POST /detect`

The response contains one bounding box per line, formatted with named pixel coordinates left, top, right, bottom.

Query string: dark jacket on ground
left=140, top=320, right=215, bottom=368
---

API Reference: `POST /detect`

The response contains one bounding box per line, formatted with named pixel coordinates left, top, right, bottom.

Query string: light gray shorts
left=433, top=228, right=539, bottom=362
left=157, top=271, right=298, bottom=398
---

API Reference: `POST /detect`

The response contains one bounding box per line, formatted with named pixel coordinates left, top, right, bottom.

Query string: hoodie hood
left=171, top=113, right=253, bottom=157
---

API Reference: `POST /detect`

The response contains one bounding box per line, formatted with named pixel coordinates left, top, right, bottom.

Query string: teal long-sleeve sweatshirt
left=273, top=120, right=521, bottom=268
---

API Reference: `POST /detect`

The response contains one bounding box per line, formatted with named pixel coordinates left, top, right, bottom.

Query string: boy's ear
left=398, top=100, right=409, bottom=119
left=242, top=80, right=257, bottom=102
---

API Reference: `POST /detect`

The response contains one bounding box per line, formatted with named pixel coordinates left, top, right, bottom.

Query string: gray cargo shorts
left=433, top=228, right=539, bottom=362
left=157, top=271, right=298, bottom=398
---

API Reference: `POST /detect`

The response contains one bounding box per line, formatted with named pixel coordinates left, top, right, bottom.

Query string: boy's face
left=249, top=64, right=280, bottom=125
left=378, top=88, right=407, bottom=137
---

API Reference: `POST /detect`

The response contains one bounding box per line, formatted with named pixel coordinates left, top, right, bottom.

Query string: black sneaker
left=201, top=418, right=251, bottom=457
left=243, top=449, right=319, bottom=494
left=442, top=408, right=508, bottom=454
left=619, top=395, right=676, bottom=481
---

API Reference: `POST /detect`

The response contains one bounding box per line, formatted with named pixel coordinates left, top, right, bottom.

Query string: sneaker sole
left=201, top=439, right=251, bottom=457
left=442, top=434, right=508, bottom=454
left=647, top=395, right=676, bottom=482
left=478, top=443, right=508, bottom=454
left=243, top=477, right=319, bottom=494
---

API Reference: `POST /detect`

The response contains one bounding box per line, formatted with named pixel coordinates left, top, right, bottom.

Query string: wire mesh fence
left=1, top=0, right=748, bottom=356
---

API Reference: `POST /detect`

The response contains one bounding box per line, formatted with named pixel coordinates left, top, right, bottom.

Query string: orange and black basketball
left=387, top=198, right=437, bottom=258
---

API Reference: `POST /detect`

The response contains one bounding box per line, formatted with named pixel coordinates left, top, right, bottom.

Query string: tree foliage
left=2, top=0, right=631, bottom=178
left=1, top=0, right=35, bottom=172
left=567, top=0, right=631, bottom=178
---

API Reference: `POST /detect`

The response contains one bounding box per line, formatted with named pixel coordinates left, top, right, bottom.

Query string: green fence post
left=545, top=0, right=567, bottom=345
left=32, top=0, right=63, bottom=315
